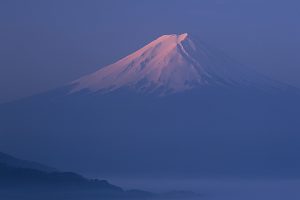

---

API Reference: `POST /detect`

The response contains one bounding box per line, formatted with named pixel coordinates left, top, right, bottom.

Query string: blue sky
left=1, top=0, right=300, bottom=102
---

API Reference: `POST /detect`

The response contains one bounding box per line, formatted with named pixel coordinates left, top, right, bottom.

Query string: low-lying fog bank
left=108, top=178, right=300, bottom=200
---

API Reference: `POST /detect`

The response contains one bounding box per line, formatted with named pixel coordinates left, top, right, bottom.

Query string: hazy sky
left=1, top=0, right=300, bottom=103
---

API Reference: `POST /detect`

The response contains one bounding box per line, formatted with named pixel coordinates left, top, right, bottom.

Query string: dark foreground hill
left=0, top=152, right=200, bottom=200
left=0, top=152, right=57, bottom=172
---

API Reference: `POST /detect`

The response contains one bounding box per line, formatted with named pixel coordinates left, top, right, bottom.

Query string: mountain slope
left=0, top=163, right=121, bottom=190
left=0, top=153, right=200, bottom=199
left=0, top=152, right=122, bottom=191
left=70, top=33, right=284, bottom=95
left=0, top=152, right=56, bottom=172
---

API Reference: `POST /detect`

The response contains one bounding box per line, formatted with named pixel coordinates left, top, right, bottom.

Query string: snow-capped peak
left=70, top=33, right=277, bottom=95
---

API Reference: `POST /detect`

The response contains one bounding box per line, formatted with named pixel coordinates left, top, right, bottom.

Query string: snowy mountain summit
left=70, top=33, right=275, bottom=95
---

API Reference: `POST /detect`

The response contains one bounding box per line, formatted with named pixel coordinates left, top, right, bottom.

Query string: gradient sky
left=1, top=0, right=300, bottom=103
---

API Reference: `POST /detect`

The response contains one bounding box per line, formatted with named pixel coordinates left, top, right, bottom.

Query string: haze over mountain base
left=1, top=86, right=300, bottom=179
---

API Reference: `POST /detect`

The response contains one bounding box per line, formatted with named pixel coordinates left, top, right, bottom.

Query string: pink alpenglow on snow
left=70, top=33, right=278, bottom=95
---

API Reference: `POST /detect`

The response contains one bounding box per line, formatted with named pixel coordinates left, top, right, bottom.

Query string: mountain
left=0, top=152, right=56, bottom=172
left=0, top=33, right=300, bottom=179
left=0, top=152, right=119, bottom=190
left=0, top=163, right=121, bottom=190
left=0, top=152, right=199, bottom=200
left=69, top=33, right=285, bottom=95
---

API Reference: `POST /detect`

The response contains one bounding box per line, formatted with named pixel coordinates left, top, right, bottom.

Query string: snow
left=70, top=33, right=279, bottom=95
